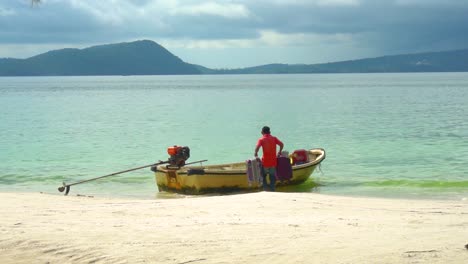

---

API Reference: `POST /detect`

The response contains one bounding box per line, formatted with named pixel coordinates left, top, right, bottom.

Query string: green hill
left=208, top=49, right=468, bottom=74
left=1, top=40, right=467, bottom=76
left=0, top=40, right=200, bottom=76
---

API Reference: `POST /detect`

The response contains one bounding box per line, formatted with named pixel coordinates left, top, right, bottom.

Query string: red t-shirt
left=256, top=134, right=282, bottom=167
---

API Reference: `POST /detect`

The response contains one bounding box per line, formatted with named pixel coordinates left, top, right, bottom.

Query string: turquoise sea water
left=1, top=73, right=467, bottom=200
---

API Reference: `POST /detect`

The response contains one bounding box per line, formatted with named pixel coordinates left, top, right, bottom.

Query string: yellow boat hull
left=154, top=148, right=325, bottom=194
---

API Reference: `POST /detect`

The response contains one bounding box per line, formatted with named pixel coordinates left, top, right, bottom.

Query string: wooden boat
left=153, top=148, right=326, bottom=194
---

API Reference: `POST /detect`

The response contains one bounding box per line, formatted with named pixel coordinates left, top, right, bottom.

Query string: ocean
left=1, top=73, right=467, bottom=200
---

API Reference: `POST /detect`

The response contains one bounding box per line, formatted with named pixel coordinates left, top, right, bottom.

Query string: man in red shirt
left=254, top=126, right=284, bottom=191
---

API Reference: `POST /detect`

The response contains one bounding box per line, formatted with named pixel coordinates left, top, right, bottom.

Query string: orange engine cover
left=167, top=145, right=182, bottom=156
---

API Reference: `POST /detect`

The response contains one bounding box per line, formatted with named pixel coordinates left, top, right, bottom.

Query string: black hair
left=262, top=126, right=270, bottom=134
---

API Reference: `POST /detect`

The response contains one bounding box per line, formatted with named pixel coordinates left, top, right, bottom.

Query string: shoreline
left=1, top=191, right=467, bottom=263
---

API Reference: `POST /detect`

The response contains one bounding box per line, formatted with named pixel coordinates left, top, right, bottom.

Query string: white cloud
left=170, top=2, right=250, bottom=19
left=159, top=30, right=355, bottom=50
left=270, top=0, right=360, bottom=6
left=258, top=30, right=354, bottom=47
left=68, top=0, right=136, bottom=25
left=316, top=0, right=360, bottom=6
left=394, top=0, right=468, bottom=6
left=0, top=6, right=16, bottom=16
left=62, top=0, right=249, bottom=28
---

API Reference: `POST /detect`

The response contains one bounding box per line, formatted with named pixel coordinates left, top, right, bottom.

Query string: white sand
left=1, top=192, right=467, bottom=264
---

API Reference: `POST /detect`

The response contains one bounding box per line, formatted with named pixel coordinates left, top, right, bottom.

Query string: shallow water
left=1, top=73, right=467, bottom=200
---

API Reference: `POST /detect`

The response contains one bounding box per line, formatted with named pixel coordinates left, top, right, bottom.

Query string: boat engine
left=149, top=146, right=192, bottom=172
left=167, top=145, right=190, bottom=168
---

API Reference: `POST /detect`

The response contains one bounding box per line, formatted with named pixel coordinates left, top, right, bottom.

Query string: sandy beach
left=0, top=192, right=467, bottom=264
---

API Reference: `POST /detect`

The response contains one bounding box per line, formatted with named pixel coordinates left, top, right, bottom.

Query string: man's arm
left=277, top=141, right=284, bottom=156
left=254, top=145, right=260, bottom=157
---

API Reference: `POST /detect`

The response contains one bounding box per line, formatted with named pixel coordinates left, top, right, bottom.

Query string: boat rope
left=317, top=163, right=323, bottom=174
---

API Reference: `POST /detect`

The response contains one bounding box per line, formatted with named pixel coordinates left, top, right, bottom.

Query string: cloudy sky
left=1, top=0, right=468, bottom=68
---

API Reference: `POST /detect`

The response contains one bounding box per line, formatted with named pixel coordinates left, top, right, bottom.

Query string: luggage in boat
left=246, top=158, right=263, bottom=186
left=280, top=151, right=289, bottom=158
left=276, top=156, right=293, bottom=181
left=292, top=149, right=309, bottom=165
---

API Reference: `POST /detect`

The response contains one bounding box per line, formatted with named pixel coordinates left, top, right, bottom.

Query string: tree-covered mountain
left=204, top=49, right=468, bottom=74
left=1, top=40, right=467, bottom=76
left=0, top=40, right=200, bottom=76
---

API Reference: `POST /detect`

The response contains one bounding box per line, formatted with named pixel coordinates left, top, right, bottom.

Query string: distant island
left=1, top=40, right=468, bottom=76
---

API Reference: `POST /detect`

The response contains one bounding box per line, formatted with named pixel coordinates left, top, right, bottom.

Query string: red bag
left=292, top=149, right=309, bottom=165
